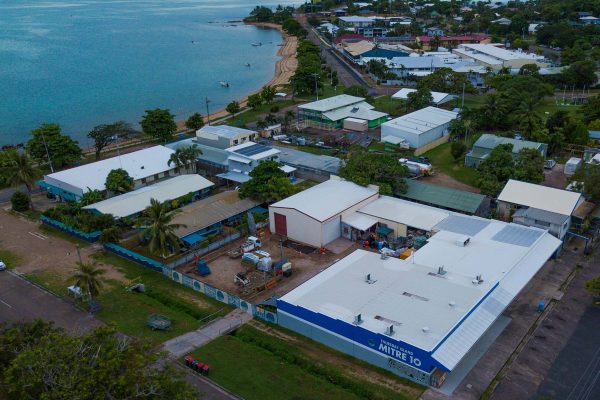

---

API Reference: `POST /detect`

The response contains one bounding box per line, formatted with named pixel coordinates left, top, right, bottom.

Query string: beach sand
left=176, top=22, right=298, bottom=130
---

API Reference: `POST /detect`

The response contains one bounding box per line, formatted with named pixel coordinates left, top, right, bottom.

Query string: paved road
left=0, top=271, right=102, bottom=334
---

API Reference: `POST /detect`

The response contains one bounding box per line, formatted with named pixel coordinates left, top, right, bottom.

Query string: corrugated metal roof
left=298, top=94, right=365, bottom=112
left=473, top=134, right=544, bottom=153
left=382, top=106, right=458, bottom=135
left=83, top=175, right=214, bottom=218
left=322, top=102, right=387, bottom=122
left=498, top=180, right=582, bottom=216
left=358, top=196, right=450, bottom=231
left=400, top=180, right=485, bottom=214
left=274, top=146, right=342, bottom=174
left=197, top=124, right=256, bottom=139
left=392, top=89, right=457, bottom=105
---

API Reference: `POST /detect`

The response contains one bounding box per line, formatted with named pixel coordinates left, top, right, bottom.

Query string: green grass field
left=423, top=142, right=479, bottom=188
left=190, top=325, right=422, bottom=400
left=0, top=249, right=24, bottom=269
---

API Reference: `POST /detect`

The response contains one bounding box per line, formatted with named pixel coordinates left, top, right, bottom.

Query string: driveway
left=0, top=271, right=102, bottom=334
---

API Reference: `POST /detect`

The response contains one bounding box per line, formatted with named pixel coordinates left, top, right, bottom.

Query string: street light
left=40, top=129, right=54, bottom=173
left=205, top=97, right=211, bottom=126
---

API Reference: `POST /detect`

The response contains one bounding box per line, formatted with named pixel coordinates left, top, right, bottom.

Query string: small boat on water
left=244, top=63, right=251, bottom=67
left=219, top=81, right=230, bottom=88
left=251, top=42, right=262, bottom=47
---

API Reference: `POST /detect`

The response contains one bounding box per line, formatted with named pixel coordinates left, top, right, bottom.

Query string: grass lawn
left=372, top=94, right=403, bottom=117
left=0, top=249, right=24, bottom=269
left=424, top=142, right=479, bottom=187
left=190, top=325, right=420, bottom=400
left=226, top=100, right=297, bottom=128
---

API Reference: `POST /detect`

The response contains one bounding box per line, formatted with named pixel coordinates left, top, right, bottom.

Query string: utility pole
left=205, top=97, right=211, bottom=125
left=461, top=82, right=465, bottom=109
left=311, top=73, right=320, bottom=100
left=75, top=244, right=82, bottom=264
left=40, top=129, right=54, bottom=173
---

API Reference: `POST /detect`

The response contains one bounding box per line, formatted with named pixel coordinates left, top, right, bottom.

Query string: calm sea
left=0, top=0, right=300, bottom=147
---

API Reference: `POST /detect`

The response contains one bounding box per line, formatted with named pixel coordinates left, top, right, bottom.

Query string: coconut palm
left=514, top=96, right=543, bottom=139
left=137, top=198, right=186, bottom=258
left=181, top=144, right=202, bottom=173
left=0, top=150, right=42, bottom=209
left=72, top=261, right=106, bottom=300
left=167, top=148, right=185, bottom=172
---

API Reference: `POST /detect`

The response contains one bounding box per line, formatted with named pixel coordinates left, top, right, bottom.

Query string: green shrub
left=42, top=204, right=116, bottom=233
left=11, top=191, right=30, bottom=212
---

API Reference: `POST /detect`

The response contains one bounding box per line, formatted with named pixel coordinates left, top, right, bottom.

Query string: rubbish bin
left=202, top=365, right=210, bottom=376
left=195, top=362, right=205, bottom=373
left=184, top=355, right=194, bottom=367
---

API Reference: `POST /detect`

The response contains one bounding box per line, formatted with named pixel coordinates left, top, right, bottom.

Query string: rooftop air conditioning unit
left=472, top=274, right=484, bottom=285
left=422, top=326, right=430, bottom=333
left=354, top=314, right=363, bottom=325
left=385, top=325, right=394, bottom=336
left=365, top=273, right=376, bottom=284
left=438, top=266, right=446, bottom=275
left=456, top=236, right=470, bottom=247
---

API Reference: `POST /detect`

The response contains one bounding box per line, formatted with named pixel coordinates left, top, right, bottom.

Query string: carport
left=341, top=213, right=377, bottom=241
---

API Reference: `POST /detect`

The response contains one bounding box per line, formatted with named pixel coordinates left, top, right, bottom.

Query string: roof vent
left=472, top=274, right=484, bottom=285
left=456, top=237, right=470, bottom=247
left=365, top=273, right=377, bottom=284
left=422, top=326, right=430, bottom=333
left=353, top=314, right=363, bottom=325
left=437, top=266, right=446, bottom=275
left=141, top=166, right=145, bottom=169
left=449, top=301, right=456, bottom=307
left=385, top=325, right=395, bottom=336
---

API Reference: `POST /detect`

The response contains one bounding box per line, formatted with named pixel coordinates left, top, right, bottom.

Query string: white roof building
left=278, top=215, right=561, bottom=384
left=391, top=88, right=457, bottom=105
left=195, top=125, right=257, bottom=149
left=83, top=174, right=214, bottom=218
left=42, top=146, right=176, bottom=200
left=381, top=106, right=458, bottom=149
left=453, top=43, right=549, bottom=70
left=497, top=180, right=584, bottom=216
left=298, top=94, right=366, bottom=113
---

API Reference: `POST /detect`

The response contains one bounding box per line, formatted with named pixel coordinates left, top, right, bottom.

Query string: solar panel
left=235, top=143, right=271, bottom=156
left=435, top=215, right=490, bottom=236
left=491, top=225, right=543, bottom=247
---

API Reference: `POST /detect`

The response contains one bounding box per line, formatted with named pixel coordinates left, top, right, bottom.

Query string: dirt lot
left=176, top=233, right=360, bottom=302
left=542, top=163, right=568, bottom=189
left=421, top=172, right=480, bottom=193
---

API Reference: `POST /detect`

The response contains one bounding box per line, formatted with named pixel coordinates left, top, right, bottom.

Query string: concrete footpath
left=163, top=309, right=252, bottom=358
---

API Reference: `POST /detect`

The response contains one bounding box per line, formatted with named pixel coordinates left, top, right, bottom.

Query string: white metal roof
left=497, top=180, right=582, bottom=216
left=323, top=102, right=388, bottom=122
left=196, top=125, right=256, bottom=139
left=279, top=218, right=561, bottom=359
left=382, top=106, right=458, bottom=135
left=455, top=43, right=543, bottom=62
left=225, top=142, right=280, bottom=161
left=270, top=179, right=379, bottom=222
left=298, top=95, right=365, bottom=112
left=342, top=213, right=378, bottom=231
left=82, top=174, right=214, bottom=218
left=391, top=88, right=457, bottom=105
left=43, top=146, right=175, bottom=194
left=339, top=16, right=375, bottom=23
left=357, top=196, right=450, bottom=231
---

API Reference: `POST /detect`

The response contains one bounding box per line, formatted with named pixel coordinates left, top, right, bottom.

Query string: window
left=141, top=178, right=147, bottom=184
left=154, top=174, right=159, bottom=180
left=233, top=139, right=239, bottom=145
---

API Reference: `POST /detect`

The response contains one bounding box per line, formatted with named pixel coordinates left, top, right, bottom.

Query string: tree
left=79, top=189, right=104, bottom=206
left=11, top=191, right=30, bottom=212
left=514, top=148, right=545, bottom=183
left=261, top=85, right=276, bottom=104
left=0, top=150, right=42, bottom=209
left=238, top=160, right=297, bottom=203
left=0, top=323, right=195, bottom=399
left=406, top=88, right=433, bottom=111
left=87, top=121, right=136, bottom=161
left=105, top=168, right=134, bottom=194
left=26, top=123, right=82, bottom=168
left=99, top=226, right=121, bottom=244
left=513, top=96, right=543, bottom=139
left=586, top=276, right=600, bottom=297
left=339, top=151, right=408, bottom=195
left=226, top=101, right=241, bottom=117
left=344, top=85, right=369, bottom=98
left=476, top=144, right=515, bottom=197
left=180, top=144, right=202, bottom=173
left=247, top=93, right=263, bottom=109
left=185, top=112, right=204, bottom=131
left=560, top=60, right=597, bottom=88
left=168, top=148, right=186, bottom=172
left=140, top=109, right=177, bottom=143
left=282, top=110, right=295, bottom=132
left=571, top=162, right=600, bottom=203
left=249, top=5, right=273, bottom=22
left=580, top=96, right=600, bottom=124
left=519, top=63, right=540, bottom=77
left=137, top=198, right=186, bottom=257
left=417, top=67, right=476, bottom=94
left=72, top=261, right=106, bottom=300
left=478, top=93, right=509, bottom=130
left=451, top=141, right=467, bottom=163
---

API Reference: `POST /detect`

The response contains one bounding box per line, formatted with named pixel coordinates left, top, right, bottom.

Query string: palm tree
left=167, top=148, right=185, bottom=173
left=1, top=150, right=42, bottom=209
left=72, top=261, right=106, bottom=300
left=181, top=144, right=202, bottom=173
left=514, top=96, right=543, bottom=139
left=136, top=198, right=186, bottom=258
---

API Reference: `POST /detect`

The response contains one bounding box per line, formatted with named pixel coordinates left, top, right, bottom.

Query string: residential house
left=195, top=125, right=257, bottom=149
left=298, top=94, right=388, bottom=130
left=465, top=134, right=547, bottom=167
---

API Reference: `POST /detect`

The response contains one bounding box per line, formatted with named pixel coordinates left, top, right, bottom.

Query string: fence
left=103, top=242, right=277, bottom=324
left=41, top=216, right=101, bottom=242
left=166, top=231, right=242, bottom=269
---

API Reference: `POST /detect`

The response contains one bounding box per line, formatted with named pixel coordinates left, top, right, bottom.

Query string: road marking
left=0, top=299, right=12, bottom=308
left=28, top=231, right=47, bottom=240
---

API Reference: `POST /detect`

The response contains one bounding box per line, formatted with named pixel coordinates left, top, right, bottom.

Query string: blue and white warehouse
left=277, top=214, right=561, bottom=387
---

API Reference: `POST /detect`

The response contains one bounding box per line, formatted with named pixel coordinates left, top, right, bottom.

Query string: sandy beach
left=176, top=22, right=298, bottom=130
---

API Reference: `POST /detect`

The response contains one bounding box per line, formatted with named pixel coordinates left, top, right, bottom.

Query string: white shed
left=381, top=107, right=458, bottom=150
left=268, top=180, right=379, bottom=248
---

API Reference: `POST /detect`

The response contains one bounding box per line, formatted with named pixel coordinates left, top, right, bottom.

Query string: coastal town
left=1, top=1, right=600, bottom=399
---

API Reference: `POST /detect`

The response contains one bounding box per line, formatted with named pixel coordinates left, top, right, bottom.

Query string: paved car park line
left=28, top=231, right=48, bottom=240
left=0, top=298, right=13, bottom=308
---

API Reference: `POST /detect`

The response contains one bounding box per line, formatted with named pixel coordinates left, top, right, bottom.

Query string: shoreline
left=176, top=22, right=298, bottom=130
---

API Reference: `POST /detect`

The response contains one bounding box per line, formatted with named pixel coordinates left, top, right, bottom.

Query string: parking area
left=0, top=271, right=102, bottom=334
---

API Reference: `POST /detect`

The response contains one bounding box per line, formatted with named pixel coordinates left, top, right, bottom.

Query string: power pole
left=205, top=97, right=211, bottom=125
left=311, top=73, right=320, bottom=100
left=40, top=129, right=54, bottom=173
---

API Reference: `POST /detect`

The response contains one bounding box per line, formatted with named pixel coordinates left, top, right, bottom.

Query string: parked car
left=544, top=159, right=557, bottom=170
left=0, top=261, right=6, bottom=271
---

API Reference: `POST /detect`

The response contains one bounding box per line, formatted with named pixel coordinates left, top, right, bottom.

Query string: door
left=274, top=213, right=287, bottom=236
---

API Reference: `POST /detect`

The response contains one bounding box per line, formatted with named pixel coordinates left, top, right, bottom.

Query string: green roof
left=400, top=180, right=486, bottom=214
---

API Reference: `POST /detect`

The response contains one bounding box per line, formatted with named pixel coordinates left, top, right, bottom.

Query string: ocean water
left=0, top=0, right=300, bottom=147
